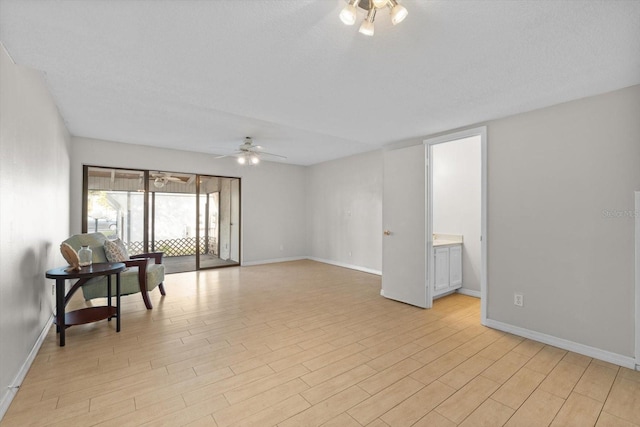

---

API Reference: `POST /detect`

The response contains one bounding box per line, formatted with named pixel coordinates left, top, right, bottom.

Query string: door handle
left=384, top=230, right=392, bottom=236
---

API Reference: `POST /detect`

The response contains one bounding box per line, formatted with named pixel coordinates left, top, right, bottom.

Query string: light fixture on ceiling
left=215, top=137, right=285, bottom=164
left=153, top=177, right=165, bottom=188
left=339, top=0, right=408, bottom=36
left=237, top=152, right=260, bottom=165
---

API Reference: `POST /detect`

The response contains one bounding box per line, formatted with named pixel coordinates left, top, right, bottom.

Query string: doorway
left=425, top=127, right=487, bottom=323
left=635, top=191, right=639, bottom=369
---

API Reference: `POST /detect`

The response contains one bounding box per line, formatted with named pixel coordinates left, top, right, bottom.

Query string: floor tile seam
left=488, top=370, right=557, bottom=412
left=540, top=360, right=593, bottom=402
left=50, top=366, right=171, bottom=409
left=478, top=347, right=536, bottom=382
left=511, top=342, right=545, bottom=359
left=301, top=347, right=371, bottom=372
left=348, top=381, right=427, bottom=426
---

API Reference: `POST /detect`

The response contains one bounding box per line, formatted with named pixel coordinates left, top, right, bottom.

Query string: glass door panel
left=197, top=176, right=240, bottom=269
left=85, top=167, right=145, bottom=255
left=149, top=171, right=197, bottom=274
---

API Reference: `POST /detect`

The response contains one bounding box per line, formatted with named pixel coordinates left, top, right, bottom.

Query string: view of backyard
left=85, top=167, right=239, bottom=272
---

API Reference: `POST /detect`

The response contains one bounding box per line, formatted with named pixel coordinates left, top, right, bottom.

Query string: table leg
left=107, top=274, right=112, bottom=322
left=56, top=278, right=65, bottom=347
left=116, top=272, right=121, bottom=332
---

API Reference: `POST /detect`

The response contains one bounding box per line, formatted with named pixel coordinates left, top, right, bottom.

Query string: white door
left=382, top=144, right=429, bottom=308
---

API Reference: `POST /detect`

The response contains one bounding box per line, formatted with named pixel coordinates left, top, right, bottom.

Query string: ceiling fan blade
left=258, top=151, right=287, bottom=159
left=214, top=150, right=243, bottom=158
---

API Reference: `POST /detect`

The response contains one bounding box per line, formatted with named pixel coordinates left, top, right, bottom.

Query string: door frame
left=635, top=191, right=639, bottom=369
left=424, top=126, right=488, bottom=324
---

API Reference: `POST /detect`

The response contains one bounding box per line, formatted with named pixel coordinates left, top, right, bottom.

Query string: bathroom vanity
left=433, top=234, right=463, bottom=297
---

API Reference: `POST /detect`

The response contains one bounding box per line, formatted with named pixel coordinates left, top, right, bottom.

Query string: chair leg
left=159, top=282, right=166, bottom=296
left=142, top=291, right=153, bottom=309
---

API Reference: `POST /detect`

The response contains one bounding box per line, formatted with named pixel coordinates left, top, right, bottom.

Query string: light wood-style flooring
left=3, top=260, right=639, bottom=426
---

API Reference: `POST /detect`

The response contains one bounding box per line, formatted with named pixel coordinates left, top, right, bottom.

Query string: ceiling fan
left=215, top=137, right=287, bottom=165
left=151, top=172, right=186, bottom=188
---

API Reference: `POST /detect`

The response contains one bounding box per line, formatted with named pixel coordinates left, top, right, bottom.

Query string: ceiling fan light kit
left=237, top=153, right=260, bottom=165
left=340, top=0, right=408, bottom=35
left=215, top=137, right=286, bottom=166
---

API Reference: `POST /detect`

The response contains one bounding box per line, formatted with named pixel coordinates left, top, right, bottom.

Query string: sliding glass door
left=84, top=166, right=240, bottom=273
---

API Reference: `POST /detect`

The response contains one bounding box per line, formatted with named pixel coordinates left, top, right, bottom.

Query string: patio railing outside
left=126, top=237, right=217, bottom=257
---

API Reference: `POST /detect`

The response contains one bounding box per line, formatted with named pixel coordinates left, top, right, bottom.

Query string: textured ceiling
left=1, top=0, right=639, bottom=165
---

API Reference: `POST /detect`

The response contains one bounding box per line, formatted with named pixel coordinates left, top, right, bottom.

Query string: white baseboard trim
left=485, top=318, right=636, bottom=370
left=241, top=256, right=307, bottom=266
left=456, top=288, right=481, bottom=298
left=0, top=315, right=53, bottom=420
left=241, top=256, right=382, bottom=276
left=307, top=257, right=382, bottom=276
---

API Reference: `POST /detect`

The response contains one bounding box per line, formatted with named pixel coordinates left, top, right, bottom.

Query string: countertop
left=433, top=233, right=463, bottom=247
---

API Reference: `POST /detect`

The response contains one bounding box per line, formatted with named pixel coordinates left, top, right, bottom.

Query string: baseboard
left=307, top=257, right=382, bottom=276
left=241, top=256, right=307, bottom=266
left=485, top=318, right=636, bottom=370
left=0, top=315, right=53, bottom=420
left=456, top=288, right=481, bottom=298
left=241, top=256, right=382, bottom=276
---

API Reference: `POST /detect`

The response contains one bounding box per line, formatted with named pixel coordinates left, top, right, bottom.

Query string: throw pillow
left=104, top=238, right=129, bottom=262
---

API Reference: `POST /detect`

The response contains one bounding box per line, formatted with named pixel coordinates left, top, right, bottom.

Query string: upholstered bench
left=62, top=233, right=165, bottom=309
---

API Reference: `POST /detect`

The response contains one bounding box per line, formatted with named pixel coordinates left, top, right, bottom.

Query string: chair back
left=62, top=233, right=109, bottom=263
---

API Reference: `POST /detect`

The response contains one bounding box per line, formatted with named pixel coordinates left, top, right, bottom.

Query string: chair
left=62, top=233, right=166, bottom=309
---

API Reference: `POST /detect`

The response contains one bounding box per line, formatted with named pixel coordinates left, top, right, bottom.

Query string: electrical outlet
left=52, top=284, right=55, bottom=295
left=514, top=293, right=524, bottom=307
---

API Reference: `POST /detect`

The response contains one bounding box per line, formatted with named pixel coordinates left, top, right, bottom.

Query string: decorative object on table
left=78, top=245, right=93, bottom=267
left=60, top=242, right=80, bottom=272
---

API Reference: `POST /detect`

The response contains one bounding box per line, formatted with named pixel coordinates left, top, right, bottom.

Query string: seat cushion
left=81, top=263, right=165, bottom=300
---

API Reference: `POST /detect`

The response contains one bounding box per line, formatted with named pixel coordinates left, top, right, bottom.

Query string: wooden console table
left=46, top=262, right=126, bottom=346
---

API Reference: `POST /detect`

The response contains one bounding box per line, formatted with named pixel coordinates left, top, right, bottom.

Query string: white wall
left=325, top=85, right=639, bottom=363
left=433, top=136, right=482, bottom=293
left=487, top=85, right=640, bottom=359
left=0, top=44, right=71, bottom=416
left=307, top=150, right=383, bottom=274
left=69, top=138, right=308, bottom=265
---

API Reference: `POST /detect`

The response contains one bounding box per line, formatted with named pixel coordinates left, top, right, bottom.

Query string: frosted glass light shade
left=372, top=0, right=388, bottom=7
left=237, top=156, right=246, bottom=165
left=359, top=20, right=374, bottom=36
left=390, top=3, right=408, bottom=25
left=339, top=4, right=358, bottom=25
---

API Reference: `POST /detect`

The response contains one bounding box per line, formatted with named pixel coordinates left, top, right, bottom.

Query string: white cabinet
left=434, top=248, right=450, bottom=292
left=449, top=245, right=462, bottom=287
left=433, top=244, right=462, bottom=296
